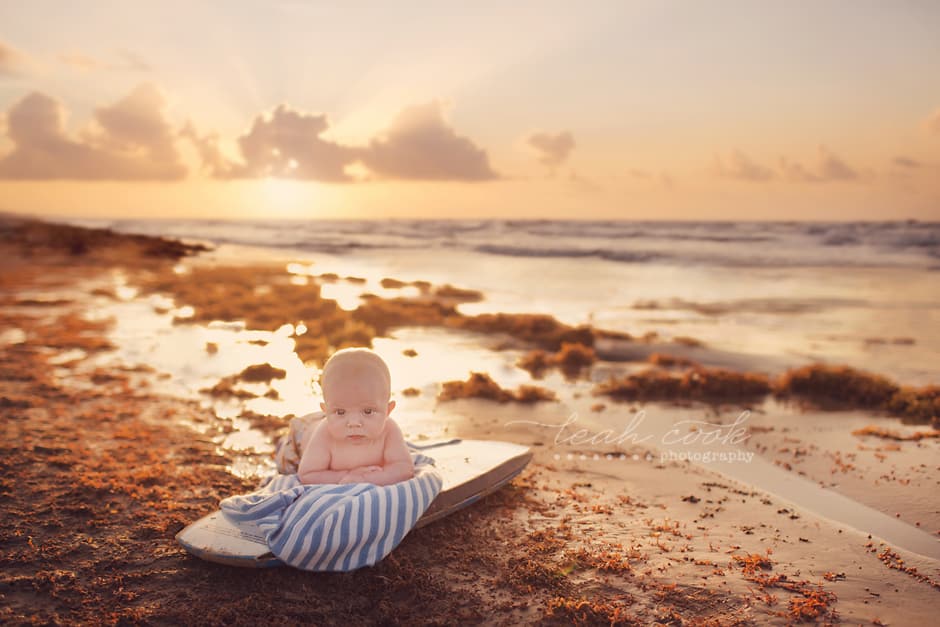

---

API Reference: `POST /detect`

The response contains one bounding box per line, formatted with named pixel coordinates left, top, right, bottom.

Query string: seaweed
left=438, top=372, right=557, bottom=403
left=517, top=342, right=597, bottom=380
left=594, top=367, right=771, bottom=403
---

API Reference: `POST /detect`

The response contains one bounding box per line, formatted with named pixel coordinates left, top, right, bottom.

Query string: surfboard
left=176, top=438, right=532, bottom=568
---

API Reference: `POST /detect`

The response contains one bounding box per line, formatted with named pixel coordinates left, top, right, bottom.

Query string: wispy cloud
left=630, top=168, right=675, bottom=190
left=58, top=49, right=152, bottom=73
left=926, top=107, right=940, bottom=134
left=892, top=156, right=921, bottom=169
left=527, top=131, right=575, bottom=170
left=712, top=146, right=860, bottom=184
left=713, top=150, right=774, bottom=182
left=0, top=39, right=31, bottom=77
left=779, top=146, right=858, bottom=183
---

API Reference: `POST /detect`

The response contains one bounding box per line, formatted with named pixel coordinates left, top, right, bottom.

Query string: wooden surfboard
left=176, top=439, right=532, bottom=568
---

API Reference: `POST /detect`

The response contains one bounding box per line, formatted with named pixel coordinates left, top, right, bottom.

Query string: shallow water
left=68, top=218, right=940, bottom=387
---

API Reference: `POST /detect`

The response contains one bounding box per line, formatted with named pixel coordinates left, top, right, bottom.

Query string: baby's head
left=319, top=348, right=395, bottom=443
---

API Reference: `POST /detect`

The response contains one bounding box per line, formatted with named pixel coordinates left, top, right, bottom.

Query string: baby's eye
left=334, top=409, right=346, bottom=416
left=363, top=408, right=375, bottom=416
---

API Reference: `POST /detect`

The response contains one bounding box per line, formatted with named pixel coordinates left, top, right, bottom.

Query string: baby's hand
left=339, top=466, right=383, bottom=483
left=339, top=471, right=365, bottom=484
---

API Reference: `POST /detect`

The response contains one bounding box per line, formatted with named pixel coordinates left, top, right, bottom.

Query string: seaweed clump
left=438, top=372, right=556, bottom=404
left=775, top=364, right=899, bottom=408
left=237, top=363, right=286, bottom=383
left=884, top=385, right=940, bottom=427
left=594, top=367, right=771, bottom=403
left=775, top=364, right=940, bottom=427
left=449, top=313, right=594, bottom=351
left=647, top=353, right=699, bottom=369
left=2, top=217, right=209, bottom=259
left=517, top=342, right=597, bottom=380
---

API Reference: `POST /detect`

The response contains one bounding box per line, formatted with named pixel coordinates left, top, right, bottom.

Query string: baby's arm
left=348, top=420, right=414, bottom=486
left=297, top=422, right=348, bottom=485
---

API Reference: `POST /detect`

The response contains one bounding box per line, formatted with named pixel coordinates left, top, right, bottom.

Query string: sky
left=1, top=0, right=939, bottom=221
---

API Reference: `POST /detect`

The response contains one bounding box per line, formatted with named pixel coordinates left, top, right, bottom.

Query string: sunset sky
left=1, top=1, right=939, bottom=220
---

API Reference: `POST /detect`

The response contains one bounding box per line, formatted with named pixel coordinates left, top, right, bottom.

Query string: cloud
left=191, top=101, right=497, bottom=182
left=527, top=131, right=575, bottom=169
left=115, top=50, right=151, bottom=72
left=58, top=49, right=152, bottom=73
left=91, top=83, right=180, bottom=163
left=713, top=150, right=774, bottom=182
left=779, top=146, right=858, bottom=183
left=57, top=52, right=99, bottom=72
left=926, top=108, right=940, bottom=134
left=893, top=156, right=921, bottom=169
left=629, top=168, right=675, bottom=190
left=179, top=122, right=237, bottom=177
left=0, top=84, right=186, bottom=180
left=0, top=40, right=30, bottom=76
left=217, top=104, right=356, bottom=181
left=359, top=102, right=498, bottom=181
left=0, top=90, right=497, bottom=183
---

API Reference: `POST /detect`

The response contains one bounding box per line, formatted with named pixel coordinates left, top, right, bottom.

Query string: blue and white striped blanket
left=220, top=453, right=442, bottom=571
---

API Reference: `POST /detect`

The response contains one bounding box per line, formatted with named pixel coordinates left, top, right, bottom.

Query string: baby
left=298, top=348, right=414, bottom=486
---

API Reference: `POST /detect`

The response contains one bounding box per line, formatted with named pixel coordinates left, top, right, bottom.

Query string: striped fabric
left=219, top=453, right=442, bottom=571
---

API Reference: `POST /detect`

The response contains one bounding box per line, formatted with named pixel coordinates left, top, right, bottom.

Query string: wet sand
left=1, top=216, right=938, bottom=625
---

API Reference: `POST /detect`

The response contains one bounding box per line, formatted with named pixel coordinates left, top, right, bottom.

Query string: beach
left=2, top=215, right=939, bottom=625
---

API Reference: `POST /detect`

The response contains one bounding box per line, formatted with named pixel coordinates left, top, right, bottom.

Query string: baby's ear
left=320, top=401, right=328, bottom=412
left=387, top=400, right=396, bottom=415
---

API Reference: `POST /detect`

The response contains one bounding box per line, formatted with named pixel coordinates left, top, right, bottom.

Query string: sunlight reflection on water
left=94, top=272, right=534, bottom=478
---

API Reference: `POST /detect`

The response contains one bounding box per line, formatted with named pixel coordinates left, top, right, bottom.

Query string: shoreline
left=2, top=216, right=938, bottom=624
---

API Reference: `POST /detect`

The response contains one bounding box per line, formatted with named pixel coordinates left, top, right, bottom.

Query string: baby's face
left=320, top=369, right=394, bottom=445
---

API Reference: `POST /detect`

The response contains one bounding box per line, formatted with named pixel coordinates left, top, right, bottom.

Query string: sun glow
left=259, top=177, right=311, bottom=217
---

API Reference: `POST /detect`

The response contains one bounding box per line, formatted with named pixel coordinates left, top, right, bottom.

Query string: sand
left=1, top=216, right=938, bottom=625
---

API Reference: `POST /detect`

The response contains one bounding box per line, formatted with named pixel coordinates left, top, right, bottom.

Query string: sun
left=259, top=176, right=310, bottom=217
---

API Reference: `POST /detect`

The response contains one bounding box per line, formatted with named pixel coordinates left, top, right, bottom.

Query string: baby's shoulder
left=384, top=417, right=405, bottom=436
left=382, top=418, right=409, bottom=446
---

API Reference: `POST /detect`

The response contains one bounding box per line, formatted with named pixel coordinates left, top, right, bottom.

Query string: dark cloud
left=0, top=40, right=29, bottom=77
left=714, top=150, right=774, bottom=182
left=779, top=146, right=858, bottom=183
left=527, top=131, right=575, bottom=169
left=359, top=102, right=498, bottom=181
left=0, top=84, right=186, bottom=180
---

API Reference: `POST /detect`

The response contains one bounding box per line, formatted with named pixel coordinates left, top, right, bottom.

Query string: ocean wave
left=508, top=221, right=776, bottom=243
left=474, top=244, right=663, bottom=263
left=80, top=218, right=940, bottom=270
